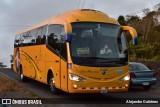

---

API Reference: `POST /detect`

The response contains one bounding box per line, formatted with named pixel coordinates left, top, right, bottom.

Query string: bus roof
left=17, top=9, right=119, bottom=35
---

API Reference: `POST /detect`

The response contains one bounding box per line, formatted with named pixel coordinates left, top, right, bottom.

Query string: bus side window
left=29, top=30, right=37, bottom=45
left=41, top=25, right=47, bottom=44
left=14, top=35, right=20, bottom=47
left=36, top=27, right=43, bottom=45
left=24, top=31, right=35, bottom=46
left=47, top=25, right=62, bottom=52
left=19, top=34, right=25, bottom=46
left=36, top=35, right=41, bottom=45
left=60, top=27, right=67, bottom=60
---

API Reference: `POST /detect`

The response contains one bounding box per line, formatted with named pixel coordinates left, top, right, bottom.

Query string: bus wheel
left=49, top=74, right=59, bottom=94
left=20, top=68, right=27, bottom=82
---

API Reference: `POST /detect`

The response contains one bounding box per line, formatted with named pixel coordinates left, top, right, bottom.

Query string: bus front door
left=60, top=43, right=68, bottom=92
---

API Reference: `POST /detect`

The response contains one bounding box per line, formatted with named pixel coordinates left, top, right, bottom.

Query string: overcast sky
left=0, top=0, right=160, bottom=68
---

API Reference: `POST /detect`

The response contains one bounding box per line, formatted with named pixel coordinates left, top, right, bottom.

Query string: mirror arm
left=122, top=26, right=138, bottom=45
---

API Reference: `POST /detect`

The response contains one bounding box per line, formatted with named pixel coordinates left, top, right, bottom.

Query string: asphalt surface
left=0, top=68, right=160, bottom=107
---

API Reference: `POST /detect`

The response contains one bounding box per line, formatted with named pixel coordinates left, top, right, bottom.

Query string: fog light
left=125, top=84, right=128, bottom=88
left=73, top=84, right=78, bottom=89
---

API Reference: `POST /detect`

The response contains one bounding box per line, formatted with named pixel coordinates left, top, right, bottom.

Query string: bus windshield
left=70, top=22, right=128, bottom=67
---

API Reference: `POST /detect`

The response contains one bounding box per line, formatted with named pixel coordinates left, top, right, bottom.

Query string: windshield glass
left=70, top=22, right=128, bottom=67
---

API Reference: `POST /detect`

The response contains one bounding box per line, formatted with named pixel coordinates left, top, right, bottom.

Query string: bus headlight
left=120, top=74, right=130, bottom=81
left=69, top=73, right=86, bottom=82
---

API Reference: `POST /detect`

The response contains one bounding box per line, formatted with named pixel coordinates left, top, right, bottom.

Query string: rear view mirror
left=64, top=22, right=72, bottom=43
left=122, top=26, right=138, bottom=45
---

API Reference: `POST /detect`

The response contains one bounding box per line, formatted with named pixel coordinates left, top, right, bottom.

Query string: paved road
left=0, top=68, right=160, bottom=107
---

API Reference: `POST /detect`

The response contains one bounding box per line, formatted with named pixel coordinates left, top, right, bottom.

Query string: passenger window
left=36, top=27, right=43, bottom=45
left=19, top=34, right=25, bottom=45
left=47, top=25, right=62, bottom=52
left=14, top=35, right=21, bottom=47
left=20, top=32, right=36, bottom=46
left=29, top=30, right=37, bottom=45
left=41, top=25, right=47, bottom=44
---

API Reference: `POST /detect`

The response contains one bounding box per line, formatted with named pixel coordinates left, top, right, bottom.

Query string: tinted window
left=47, top=25, right=62, bottom=52
left=47, top=24, right=67, bottom=61
left=29, top=30, right=37, bottom=44
left=14, top=26, right=48, bottom=47
left=14, top=35, right=21, bottom=47
left=21, top=32, right=35, bottom=45
left=41, top=25, right=47, bottom=44
left=60, top=27, right=67, bottom=60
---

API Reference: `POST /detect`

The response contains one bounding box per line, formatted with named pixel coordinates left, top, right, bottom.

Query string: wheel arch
left=47, top=68, right=54, bottom=84
left=19, top=64, right=22, bottom=74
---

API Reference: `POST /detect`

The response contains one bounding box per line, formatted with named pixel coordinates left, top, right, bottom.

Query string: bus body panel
left=13, top=9, right=137, bottom=93
left=72, top=65, right=128, bottom=80
left=60, top=59, right=68, bottom=92
left=16, top=9, right=119, bottom=35
left=67, top=65, right=129, bottom=93
left=44, top=46, right=61, bottom=89
left=21, top=45, right=41, bottom=80
left=38, top=45, right=47, bottom=83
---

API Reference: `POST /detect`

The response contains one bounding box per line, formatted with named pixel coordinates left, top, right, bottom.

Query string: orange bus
left=13, top=9, right=137, bottom=94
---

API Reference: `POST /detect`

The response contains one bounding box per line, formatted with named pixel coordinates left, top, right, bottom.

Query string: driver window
left=117, top=31, right=128, bottom=59
left=117, top=31, right=127, bottom=53
left=121, top=32, right=127, bottom=52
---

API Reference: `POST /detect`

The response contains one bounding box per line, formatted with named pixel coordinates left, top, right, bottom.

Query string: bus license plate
left=100, top=89, right=107, bottom=93
left=142, top=82, right=149, bottom=86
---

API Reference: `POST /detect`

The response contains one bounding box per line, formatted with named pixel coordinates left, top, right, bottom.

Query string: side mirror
left=122, top=26, right=138, bottom=45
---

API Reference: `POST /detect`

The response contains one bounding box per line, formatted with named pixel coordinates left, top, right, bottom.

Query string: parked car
left=129, top=62, right=158, bottom=90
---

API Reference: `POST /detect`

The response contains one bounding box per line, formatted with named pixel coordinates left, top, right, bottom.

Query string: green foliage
left=117, top=3, right=160, bottom=61
left=129, top=39, right=160, bottom=61
left=126, top=15, right=141, bottom=23
left=0, top=62, right=2, bottom=67
left=117, top=15, right=127, bottom=25
left=155, top=25, right=160, bottom=32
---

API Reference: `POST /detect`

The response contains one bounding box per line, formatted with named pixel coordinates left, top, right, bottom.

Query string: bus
left=13, top=9, right=137, bottom=94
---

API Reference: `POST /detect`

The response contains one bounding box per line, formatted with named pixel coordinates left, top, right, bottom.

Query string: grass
left=0, top=73, right=38, bottom=98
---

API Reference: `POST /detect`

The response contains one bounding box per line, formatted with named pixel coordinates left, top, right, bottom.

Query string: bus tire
left=20, top=67, right=27, bottom=82
left=49, top=73, right=59, bottom=94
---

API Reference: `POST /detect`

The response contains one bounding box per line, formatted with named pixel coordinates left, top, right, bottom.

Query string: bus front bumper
left=68, top=82, right=129, bottom=93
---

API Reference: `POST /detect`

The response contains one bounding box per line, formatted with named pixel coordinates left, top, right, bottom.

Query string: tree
left=117, top=15, right=127, bottom=25
left=126, top=15, right=142, bottom=37
left=141, top=10, right=157, bottom=41
left=154, top=3, right=160, bottom=12
left=126, top=9, right=158, bottom=41
left=0, top=62, right=3, bottom=67
left=153, top=3, right=160, bottom=26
